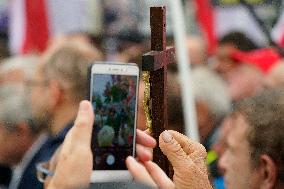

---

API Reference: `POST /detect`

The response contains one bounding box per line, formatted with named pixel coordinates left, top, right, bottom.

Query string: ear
left=14, top=123, right=30, bottom=136
left=10, top=123, right=32, bottom=144
left=48, top=80, right=64, bottom=109
left=259, top=154, right=278, bottom=189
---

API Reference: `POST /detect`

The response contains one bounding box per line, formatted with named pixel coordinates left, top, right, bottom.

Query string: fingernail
left=162, top=131, right=173, bottom=143
left=79, top=101, right=89, bottom=112
left=126, top=156, right=135, bottom=162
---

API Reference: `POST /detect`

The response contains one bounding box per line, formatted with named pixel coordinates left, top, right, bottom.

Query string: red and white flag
left=194, top=0, right=283, bottom=53
left=9, top=0, right=102, bottom=55
left=9, top=0, right=49, bottom=54
left=272, top=11, right=284, bottom=48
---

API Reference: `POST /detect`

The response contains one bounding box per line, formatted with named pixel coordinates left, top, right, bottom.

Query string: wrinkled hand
left=159, top=130, right=212, bottom=189
left=126, top=130, right=212, bottom=189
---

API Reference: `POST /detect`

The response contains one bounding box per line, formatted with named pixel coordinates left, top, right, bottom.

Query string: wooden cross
left=142, top=6, right=175, bottom=175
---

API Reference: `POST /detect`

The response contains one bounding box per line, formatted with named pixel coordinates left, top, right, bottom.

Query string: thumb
left=71, top=100, right=94, bottom=146
left=159, top=130, right=193, bottom=168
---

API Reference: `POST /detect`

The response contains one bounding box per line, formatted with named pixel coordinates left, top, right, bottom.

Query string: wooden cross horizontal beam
left=142, top=47, right=175, bottom=71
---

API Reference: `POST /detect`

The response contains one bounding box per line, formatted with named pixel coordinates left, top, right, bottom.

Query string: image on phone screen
left=91, top=73, right=137, bottom=170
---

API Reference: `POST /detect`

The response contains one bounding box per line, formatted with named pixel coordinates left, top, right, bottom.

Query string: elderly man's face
left=219, top=114, right=261, bottom=189
left=26, top=65, right=51, bottom=131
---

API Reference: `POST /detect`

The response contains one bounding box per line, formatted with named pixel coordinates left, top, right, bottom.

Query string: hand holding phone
left=46, top=100, right=157, bottom=188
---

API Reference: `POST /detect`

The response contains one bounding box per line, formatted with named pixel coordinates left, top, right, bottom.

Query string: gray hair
left=0, top=84, right=40, bottom=133
left=234, top=88, right=284, bottom=181
left=191, top=66, right=231, bottom=123
left=0, top=55, right=38, bottom=78
left=42, top=41, right=100, bottom=102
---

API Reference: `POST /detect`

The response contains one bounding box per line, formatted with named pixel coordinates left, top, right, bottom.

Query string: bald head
left=187, top=36, right=207, bottom=65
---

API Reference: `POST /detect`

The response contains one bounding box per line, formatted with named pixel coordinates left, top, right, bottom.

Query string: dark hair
left=219, top=31, right=259, bottom=51
left=234, top=88, right=284, bottom=182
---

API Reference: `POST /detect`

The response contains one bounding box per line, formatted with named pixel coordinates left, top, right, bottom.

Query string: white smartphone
left=89, top=62, right=139, bottom=183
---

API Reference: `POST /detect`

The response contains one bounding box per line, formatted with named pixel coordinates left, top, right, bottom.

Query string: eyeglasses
left=36, top=161, right=54, bottom=183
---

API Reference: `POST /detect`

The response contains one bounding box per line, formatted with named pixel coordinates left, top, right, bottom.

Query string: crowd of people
left=0, top=1, right=283, bottom=189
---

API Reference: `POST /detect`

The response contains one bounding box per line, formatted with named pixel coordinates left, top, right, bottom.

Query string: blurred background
left=1, top=0, right=284, bottom=58
left=0, top=0, right=284, bottom=189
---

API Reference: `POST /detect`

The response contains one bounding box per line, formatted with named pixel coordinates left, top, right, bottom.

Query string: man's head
left=227, top=63, right=264, bottom=101
left=219, top=89, right=284, bottom=189
left=28, top=39, right=100, bottom=134
left=0, top=55, right=38, bottom=85
left=0, top=85, right=41, bottom=166
left=218, top=31, right=258, bottom=52
left=213, top=31, right=258, bottom=79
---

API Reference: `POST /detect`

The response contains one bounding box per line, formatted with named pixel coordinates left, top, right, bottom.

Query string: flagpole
left=167, top=0, right=200, bottom=141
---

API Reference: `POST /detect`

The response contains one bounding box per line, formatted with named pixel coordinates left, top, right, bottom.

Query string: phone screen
left=91, top=73, right=137, bottom=170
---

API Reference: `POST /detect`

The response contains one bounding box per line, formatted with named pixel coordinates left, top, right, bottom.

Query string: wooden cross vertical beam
left=151, top=6, right=166, bottom=51
left=142, top=6, right=175, bottom=175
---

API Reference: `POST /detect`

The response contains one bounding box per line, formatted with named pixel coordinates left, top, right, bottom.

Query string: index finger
left=168, top=130, right=207, bottom=159
left=136, top=129, right=156, bottom=148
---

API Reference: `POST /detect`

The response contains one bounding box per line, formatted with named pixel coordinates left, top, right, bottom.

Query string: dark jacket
left=16, top=123, right=73, bottom=189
